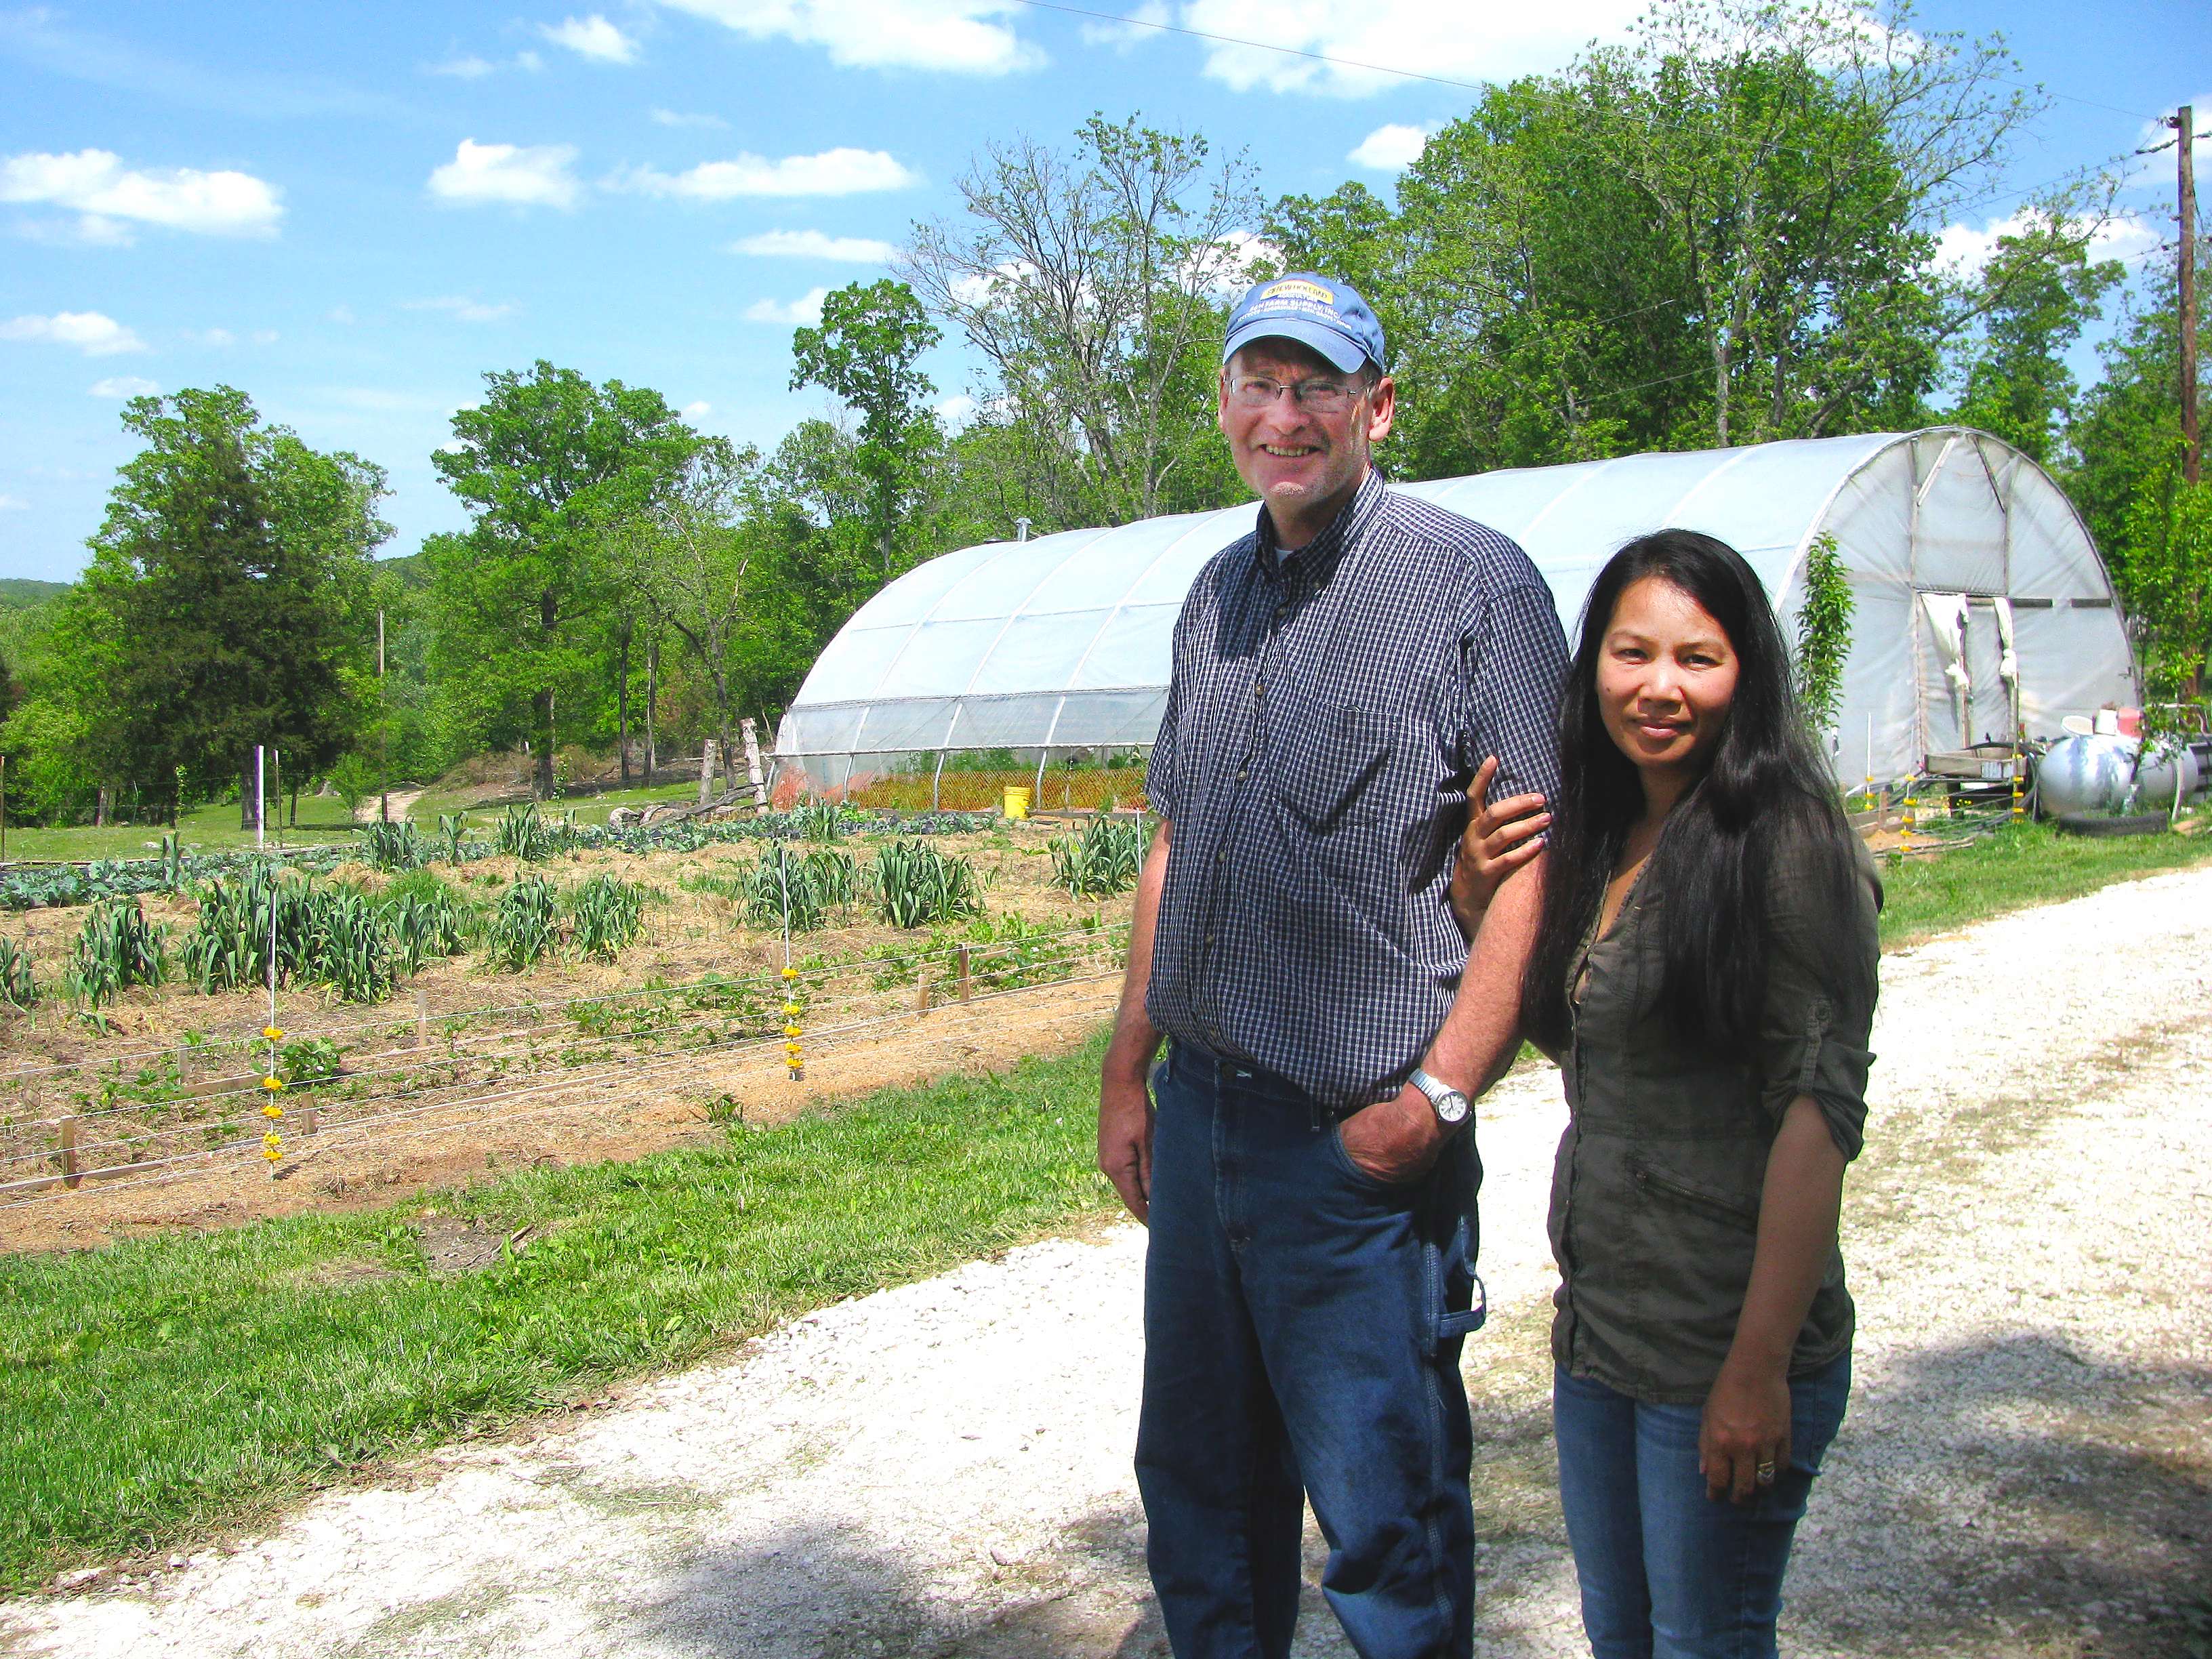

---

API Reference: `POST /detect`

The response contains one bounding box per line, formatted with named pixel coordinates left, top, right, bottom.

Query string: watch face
left=1434, top=1090, right=1470, bottom=1126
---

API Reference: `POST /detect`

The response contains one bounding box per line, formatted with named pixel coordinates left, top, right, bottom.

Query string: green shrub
left=483, top=875, right=560, bottom=971
left=0, top=937, right=37, bottom=1007
left=874, top=839, right=981, bottom=929
left=491, top=803, right=556, bottom=861
left=568, top=874, right=647, bottom=962
left=68, top=898, right=168, bottom=1006
left=1049, top=815, right=1147, bottom=897
left=745, top=844, right=827, bottom=932
left=382, top=874, right=472, bottom=975
left=359, top=820, right=424, bottom=872
left=277, top=1036, right=347, bottom=1087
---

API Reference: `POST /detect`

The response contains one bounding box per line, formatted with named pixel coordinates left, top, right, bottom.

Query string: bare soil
left=0, top=827, right=1130, bottom=1255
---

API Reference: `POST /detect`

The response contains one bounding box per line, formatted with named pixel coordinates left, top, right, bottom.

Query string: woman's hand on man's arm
left=1450, top=756, right=1550, bottom=937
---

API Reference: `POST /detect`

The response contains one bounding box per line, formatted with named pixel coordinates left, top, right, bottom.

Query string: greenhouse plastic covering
left=778, top=428, right=2135, bottom=788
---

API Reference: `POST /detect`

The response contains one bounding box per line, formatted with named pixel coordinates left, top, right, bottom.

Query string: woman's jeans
left=1552, top=1355, right=1851, bottom=1659
left=1136, top=1043, right=1486, bottom=1659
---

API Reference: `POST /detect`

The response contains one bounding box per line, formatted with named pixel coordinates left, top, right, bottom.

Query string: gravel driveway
left=7, top=867, right=2210, bottom=1659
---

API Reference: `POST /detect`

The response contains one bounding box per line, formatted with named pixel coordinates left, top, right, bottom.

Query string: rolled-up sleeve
left=1146, top=666, right=1184, bottom=823
left=1757, top=836, right=1883, bottom=1159
left=1462, top=581, right=1568, bottom=805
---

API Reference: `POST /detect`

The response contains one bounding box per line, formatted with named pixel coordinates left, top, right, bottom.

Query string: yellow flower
left=782, top=1002, right=801, bottom=1018
left=263, top=1146, right=283, bottom=1162
left=781, top=966, right=799, bottom=981
left=783, top=1023, right=803, bottom=1038
left=263, top=1025, right=284, bottom=1040
left=262, top=1076, right=283, bottom=1092
left=262, top=1131, right=283, bottom=1149
left=262, top=1103, right=284, bottom=1120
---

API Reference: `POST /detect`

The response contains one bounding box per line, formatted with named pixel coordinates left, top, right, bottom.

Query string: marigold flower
left=263, top=1146, right=283, bottom=1162
left=781, top=966, right=799, bottom=981
left=262, top=1103, right=284, bottom=1120
left=262, top=1076, right=283, bottom=1092
left=263, top=1026, right=284, bottom=1040
left=262, top=1131, right=283, bottom=1149
left=783, top=1023, right=803, bottom=1038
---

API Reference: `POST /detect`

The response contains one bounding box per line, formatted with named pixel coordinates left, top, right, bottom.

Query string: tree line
left=0, top=0, right=2206, bottom=825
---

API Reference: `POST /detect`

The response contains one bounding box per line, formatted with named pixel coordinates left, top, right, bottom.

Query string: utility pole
left=2175, top=106, right=2200, bottom=485
left=377, top=609, right=390, bottom=824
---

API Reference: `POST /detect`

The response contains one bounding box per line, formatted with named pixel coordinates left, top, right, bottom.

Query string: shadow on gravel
left=623, top=1500, right=1357, bottom=1659
left=1786, top=1331, right=2212, bottom=1658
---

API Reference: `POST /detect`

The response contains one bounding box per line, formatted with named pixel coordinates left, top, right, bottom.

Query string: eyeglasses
left=1226, top=375, right=1363, bottom=414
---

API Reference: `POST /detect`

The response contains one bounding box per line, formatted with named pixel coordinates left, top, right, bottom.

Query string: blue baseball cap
left=1222, top=272, right=1387, bottom=375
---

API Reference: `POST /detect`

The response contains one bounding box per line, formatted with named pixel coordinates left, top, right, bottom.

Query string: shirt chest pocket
left=1275, top=703, right=1395, bottom=834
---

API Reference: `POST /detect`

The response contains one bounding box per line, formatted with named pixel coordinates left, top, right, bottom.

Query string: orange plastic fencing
left=844, top=769, right=1149, bottom=814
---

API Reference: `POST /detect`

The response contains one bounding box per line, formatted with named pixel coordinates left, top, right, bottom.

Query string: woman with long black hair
left=1453, top=529, right=1881, bottom=1658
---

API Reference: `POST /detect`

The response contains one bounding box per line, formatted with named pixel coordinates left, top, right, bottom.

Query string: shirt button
left=1205, top=933, right=1215, bottom=945
left=1216, top=851, right=1226, bottom=863
left=1235, top=771, right=1247, bottom=781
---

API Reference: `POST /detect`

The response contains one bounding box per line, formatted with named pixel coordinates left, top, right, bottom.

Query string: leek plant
left=873, top=840, right=981, bottom=928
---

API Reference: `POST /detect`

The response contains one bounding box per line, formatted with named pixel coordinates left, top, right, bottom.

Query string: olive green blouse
left=1549, top=832, right=1882, bottom=1405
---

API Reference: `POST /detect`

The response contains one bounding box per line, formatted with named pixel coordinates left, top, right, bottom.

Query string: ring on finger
left=1754, top=1460, right=1777, bottom=1486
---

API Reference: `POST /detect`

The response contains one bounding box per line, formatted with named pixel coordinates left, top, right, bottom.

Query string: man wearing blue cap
left=1099, top=274, right=1568, bottom=1656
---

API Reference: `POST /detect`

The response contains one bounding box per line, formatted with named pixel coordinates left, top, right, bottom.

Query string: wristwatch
left=1408, top=1068, right=1471, bottom=1128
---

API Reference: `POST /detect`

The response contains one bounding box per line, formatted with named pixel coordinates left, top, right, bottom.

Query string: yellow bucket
left=1002, top=785, right=1031, bottom=820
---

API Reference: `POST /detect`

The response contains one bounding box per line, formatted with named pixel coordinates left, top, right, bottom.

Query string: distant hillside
left=0, top=579, right=68, bottom=611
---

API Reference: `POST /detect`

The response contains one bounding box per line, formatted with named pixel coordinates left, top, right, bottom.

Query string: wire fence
left=1, top=919, right=1128, bottom=1206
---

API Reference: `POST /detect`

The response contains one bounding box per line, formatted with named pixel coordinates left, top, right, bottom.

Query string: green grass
left=0, top=796, right=361, bottom=864
left=0, top=1038, right=1113, bottom=1590
left=1877, top=817, right=2212, bottom=948
left=411, top=781, right=705, bottom=832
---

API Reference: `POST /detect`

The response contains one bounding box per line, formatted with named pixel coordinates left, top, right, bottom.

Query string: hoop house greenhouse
left=775, top=428, right=2135, bottom=796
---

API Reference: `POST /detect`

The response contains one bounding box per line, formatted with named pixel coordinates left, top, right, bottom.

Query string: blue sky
left=1, top=0, right=2205, bottom=582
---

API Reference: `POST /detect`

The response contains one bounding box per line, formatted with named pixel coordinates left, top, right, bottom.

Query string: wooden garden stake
left=57, top=1115, right=80, bottom=1189
left=956, top=945, right=972, bottom=1003
left=916, top=975, right=933, bottom=1012
left=415, top=988, right=430, bottom=1048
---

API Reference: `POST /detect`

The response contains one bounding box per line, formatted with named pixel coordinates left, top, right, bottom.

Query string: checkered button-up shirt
left=1144, top=468, right=1568, bottom=1109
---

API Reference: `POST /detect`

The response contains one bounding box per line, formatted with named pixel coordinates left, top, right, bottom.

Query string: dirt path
left=350, top=788, right=426, bottom=824
left=7, top=869, right=2211, bottom=1658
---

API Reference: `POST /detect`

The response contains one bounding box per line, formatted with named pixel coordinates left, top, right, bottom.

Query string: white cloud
left=936, top=393, right=977, bottom=423
left=627, top=148, right=920, bottom=199
left=0, top=493, right=28, bottom=510
left=186, top=327, right=238, bottom=346
left=1187, top=229, right=1279, bottom=295
left=0, top=310, right=148, bottom=355
left=251, top=328, right=279, bottom=345
left=428, top=54, right=500, bottom=77
left=1349, top=123, right=1437, bottom=171
left=88, top=375, right=160, bottom=398
left=731, top=227, right=897, bottom=260
left=0, top=148, right=283, bottom=239
left=1935, top=209, right=2163, bottom=274
left=949, top=258, right=1036, bottom=308
left=543, top=14, right=641, bottom=62
left=404, top=295, right=518, bottom=322
left=651, top=107, right=729, bottom=127
left=654, top=0, right=1042, bottom=75
left=743, top=287, right=830, bottom=324
left=1179, top=0, right=1644, bottom=96
left=680, top=399, right=714, bottom=417
left=428, top=140, right=581, bottom=209
left=1078, top=0, right=1168, bottom=48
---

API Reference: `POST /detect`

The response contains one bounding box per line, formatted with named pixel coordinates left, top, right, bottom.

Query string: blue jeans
left=1136, top=1044, right=1486, bottom=1659
left=1552, top=1355, right=1851, bottom=1659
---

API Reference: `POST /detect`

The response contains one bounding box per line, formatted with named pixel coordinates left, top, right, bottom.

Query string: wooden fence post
left=956, top=945, right=972, bottom=1003
left=57, top=1116, right=79, bottom=1189
left=415, top=988, right=430, bottom=1049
